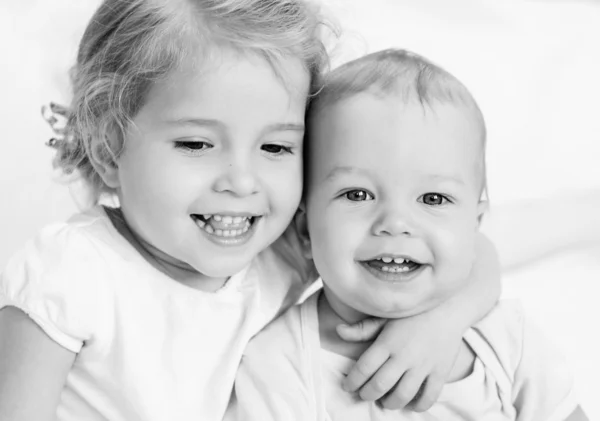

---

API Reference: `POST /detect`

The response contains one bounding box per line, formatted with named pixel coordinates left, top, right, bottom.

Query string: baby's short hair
left=53, top=0, right=330, bottom=205
left=308, top=48, right=487, bottom=197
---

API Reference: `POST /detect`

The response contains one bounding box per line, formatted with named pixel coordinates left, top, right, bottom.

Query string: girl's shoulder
left=4, top=206, right=125, bottom=272
left=0, top=206, right=125, bottom=352
left=258, top=224, right=317, bottom=285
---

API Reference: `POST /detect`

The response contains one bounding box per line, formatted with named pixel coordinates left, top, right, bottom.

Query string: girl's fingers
left=408, top=374, right=444, bottom=412
left=342, top=345, right=390, bottom=393
left=379, top=368, right=427, bottom=410
left=357, top=357, right=405, bottom=401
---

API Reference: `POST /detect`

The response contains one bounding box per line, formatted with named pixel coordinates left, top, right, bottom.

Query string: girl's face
left=104, top=48, right=309, bottom=287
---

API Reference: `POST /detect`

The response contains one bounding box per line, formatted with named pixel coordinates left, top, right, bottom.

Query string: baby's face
left=305, top=92, right=486, bottom=319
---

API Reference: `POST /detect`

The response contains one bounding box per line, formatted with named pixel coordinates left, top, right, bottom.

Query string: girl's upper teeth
left=379, top=257, right=406, bottom=264
left=202, top=214, right=250, bottom=224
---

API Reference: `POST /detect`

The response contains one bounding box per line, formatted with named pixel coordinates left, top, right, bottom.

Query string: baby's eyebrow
left=324, top=166, right=369, bottom=183
left=425, top=174, right=466, bottom=186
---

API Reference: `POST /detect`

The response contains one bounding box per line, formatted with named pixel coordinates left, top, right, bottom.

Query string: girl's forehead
left=132, top=47, right=309, bottom=135
left=143, top=46, right=310, bottom=112
left=168, top=46, right=309, bottom=92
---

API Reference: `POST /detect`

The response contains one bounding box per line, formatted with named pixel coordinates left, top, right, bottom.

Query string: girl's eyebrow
left=263, top=123, right=305, bottom=133
left=162, top=119, right=304, bottom=133
left=163, top=118, right=225, bottom=129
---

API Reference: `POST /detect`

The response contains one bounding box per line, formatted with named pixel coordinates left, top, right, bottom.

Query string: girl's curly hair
left=48, top=0, right=332, bottom=206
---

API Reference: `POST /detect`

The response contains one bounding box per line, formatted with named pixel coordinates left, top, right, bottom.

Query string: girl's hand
left=337, top=310, right=462, bottom=411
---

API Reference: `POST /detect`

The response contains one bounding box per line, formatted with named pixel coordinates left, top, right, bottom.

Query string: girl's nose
left=212, top=163, right=260, bottom=197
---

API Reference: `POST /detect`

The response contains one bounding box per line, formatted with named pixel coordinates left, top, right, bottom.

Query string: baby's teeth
left=393, top=257, right=405, bottom=264
left=215, top=229, right=223, bottom=236
left=205, top=225, right=214, bottom=234
left=196, top=219, right=206, bottom=228
left=222, top=216, right=233, bottom=224
left=381, top=257, right=392, bottom=263
left=213, top=215, right=222, bottom=221
left=233, top=216, right=243, bottom=224
left=203, top=214, right=212, bottom=220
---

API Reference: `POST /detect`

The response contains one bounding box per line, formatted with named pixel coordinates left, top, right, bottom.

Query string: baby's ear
left=294, top=206, right=312, bottom=259
left=476, top=199, right=489, bottom=227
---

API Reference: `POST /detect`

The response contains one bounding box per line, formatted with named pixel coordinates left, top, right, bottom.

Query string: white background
left=1, top=0, right=599, bottom=417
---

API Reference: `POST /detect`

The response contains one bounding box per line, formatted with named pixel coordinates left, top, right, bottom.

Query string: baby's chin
left=357, top=295, right=448, bottom=320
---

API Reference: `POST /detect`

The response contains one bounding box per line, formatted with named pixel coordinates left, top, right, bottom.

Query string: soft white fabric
left=230, top=294, right=578, bottom=421
left=0, top=206, right=309, bottom=421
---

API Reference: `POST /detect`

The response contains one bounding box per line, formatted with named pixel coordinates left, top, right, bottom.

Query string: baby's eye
left=420, top=193, right=450, bottom=206
left=261, top=144, right=293, bottom=156
left=174, top=140, right=213, bottom=154
left=344, top=189, right=374, bottom=202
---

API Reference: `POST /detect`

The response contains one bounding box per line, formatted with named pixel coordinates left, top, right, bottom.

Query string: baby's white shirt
left=0, top=206, right=309, bottom=421
left=230, top=293, right=578, bottom=421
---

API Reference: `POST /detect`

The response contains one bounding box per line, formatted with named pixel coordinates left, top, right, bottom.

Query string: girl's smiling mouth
left=191, top=214, right=262, bottom=245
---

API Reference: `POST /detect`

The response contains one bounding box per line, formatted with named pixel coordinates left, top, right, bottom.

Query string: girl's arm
left=339, top=233, right=500, bottom=411
left=0, top=307, right=75, bottom=420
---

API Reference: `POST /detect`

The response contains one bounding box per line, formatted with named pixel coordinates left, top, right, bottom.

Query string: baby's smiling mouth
left=363, top=256, right=422, bottom=274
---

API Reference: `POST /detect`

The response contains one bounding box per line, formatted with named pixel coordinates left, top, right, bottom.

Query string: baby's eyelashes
left=419, top=193, right=453, bottom=206
left=344, top=189, right=374, bottom=202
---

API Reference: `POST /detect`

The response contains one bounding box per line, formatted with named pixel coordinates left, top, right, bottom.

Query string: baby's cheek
left=435, top=226, right=477, bottom=279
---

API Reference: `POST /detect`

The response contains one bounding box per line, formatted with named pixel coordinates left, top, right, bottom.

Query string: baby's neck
left=317, top=292, right=372, bottom=360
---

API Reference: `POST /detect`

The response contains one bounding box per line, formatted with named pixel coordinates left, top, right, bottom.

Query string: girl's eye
left=344, top=189, right=374, bottom=202
left=174, top=141, right=213, bottom=153
left=421, top=193, right=450, bottom=206
left=261, top=144, right=293, bottom=156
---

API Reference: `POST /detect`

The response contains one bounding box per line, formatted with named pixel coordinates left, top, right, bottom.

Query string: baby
left=230, top=49, right=586, bottom=420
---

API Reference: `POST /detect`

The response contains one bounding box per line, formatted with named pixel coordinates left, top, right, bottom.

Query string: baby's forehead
left=310, top=91, right=485, bottom=148
left=306, top=93, right=486, bottom=190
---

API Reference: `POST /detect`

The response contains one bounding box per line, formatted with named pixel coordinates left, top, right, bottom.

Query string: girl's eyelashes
left=420, top=192, right=452, bottom=206
left=261, top=143, right=294, bottom=156
left=343, top=189, right=374, bottom=202
left=174, top=140, right=213, bottom=155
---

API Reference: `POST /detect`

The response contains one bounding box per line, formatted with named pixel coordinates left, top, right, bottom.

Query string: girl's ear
left=294, top=207, right=312, bottom=259
left=90, top=134, right=120, bottom=189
